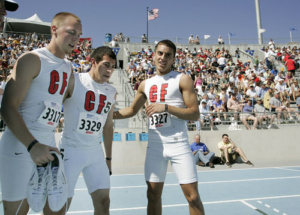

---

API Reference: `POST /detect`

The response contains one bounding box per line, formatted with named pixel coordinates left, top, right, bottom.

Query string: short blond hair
left=51, top=12, right=81, bottom=29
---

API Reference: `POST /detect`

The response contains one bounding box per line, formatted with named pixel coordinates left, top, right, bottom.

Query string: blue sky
left=6, top=0, right=300, bottom=47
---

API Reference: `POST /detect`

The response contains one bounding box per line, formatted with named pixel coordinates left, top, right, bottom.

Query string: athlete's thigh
left=169, top=143, right=198, bottom=184
left=0, top=154, right=33, bottom=202
left=82, top=147, right=110, bottom=194
left=145, top=142, right=168, bottom=183
left=62, top=146, right=85, bottom=198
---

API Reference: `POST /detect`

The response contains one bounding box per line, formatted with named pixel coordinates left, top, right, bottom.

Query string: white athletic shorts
left=145, top=140, right=198, bottom=184
left=60, top=144, right=110, bottom=198
left=0, top=129, right=56, bottom=201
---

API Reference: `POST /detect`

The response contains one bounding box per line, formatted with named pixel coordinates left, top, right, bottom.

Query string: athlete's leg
left=43, top=198, right=72, bottom=215
left=146, top=181, right=164, bottom=215
left=2, top=200, right=29, bottom=215
left=181, top=182, right=205, bottom=215
left=91, top=189, right=110, bottom=215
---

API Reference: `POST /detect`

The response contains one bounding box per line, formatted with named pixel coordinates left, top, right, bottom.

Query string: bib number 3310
left=149, top=112, right=171, bottom=129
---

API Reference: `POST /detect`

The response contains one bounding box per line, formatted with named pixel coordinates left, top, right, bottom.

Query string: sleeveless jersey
left=144, top=71, right=188, bottom=142
left=18, top=47, right=71, bottom=132
left=60, top=73, right=116, bottom=148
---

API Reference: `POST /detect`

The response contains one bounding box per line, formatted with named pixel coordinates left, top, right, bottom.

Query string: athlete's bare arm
left=103, top=93, right=116, bottom=173
left=1, top=53, right=59, bottom=165
left=145, top=74, right=199, bottom=121
left=113, top=80, right=147, bottom=119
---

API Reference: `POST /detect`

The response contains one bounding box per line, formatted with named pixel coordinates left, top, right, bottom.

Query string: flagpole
left=290, top=31, right=292, bottom=42
left=204, top=35, right=205, bottom=45
left=147, top=7, right=149, bottom=43
left=228, top=33, right=231, bottom=45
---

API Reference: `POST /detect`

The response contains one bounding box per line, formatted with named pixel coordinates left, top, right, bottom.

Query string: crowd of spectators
left=127, top=43, right=300, bottom=131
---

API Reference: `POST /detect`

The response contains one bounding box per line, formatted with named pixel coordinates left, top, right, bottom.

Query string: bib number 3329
left=76, top=112, right=104, bottom=135
left=149, top=112, right=171, bottom=129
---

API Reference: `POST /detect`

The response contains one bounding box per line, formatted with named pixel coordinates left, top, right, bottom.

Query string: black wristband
left=27, top=140, right=38, bottom=152
left=165, top=104, right=168, bottom=112
left=106, top=157, right=112, bottom=161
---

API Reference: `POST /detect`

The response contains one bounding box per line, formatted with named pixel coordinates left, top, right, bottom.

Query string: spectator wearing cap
left=240, top=98, right=258, bottom=130
left=246, top=84, right=258, bottom=104
left=218, top=35, right=224, bottom=45
left=188, top=34, right=194, bottom=44
left=254, top=97, right=275, bottom=129
left=198, top=100, right=213, bottom=131
left=269, top=91, right=286, bottom=123
left=275, top=78, right=288, bottom=100
left=260, top=81, right=269, bottom=99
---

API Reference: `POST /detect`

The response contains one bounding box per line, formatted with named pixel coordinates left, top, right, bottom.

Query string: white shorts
left=0, top=130, right=55, bottom=201
left=60, top=144, right=110, bottom=198
left=145, top=140, right=198, bottom=184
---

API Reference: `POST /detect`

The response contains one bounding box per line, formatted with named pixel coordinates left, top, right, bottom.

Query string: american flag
left=148, top=8, right=159, bottom=21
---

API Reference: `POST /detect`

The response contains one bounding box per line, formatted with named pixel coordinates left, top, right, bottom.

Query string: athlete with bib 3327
left=0, top=12, right=82, bottom=215
left=114, top=40, right=205, bottom=215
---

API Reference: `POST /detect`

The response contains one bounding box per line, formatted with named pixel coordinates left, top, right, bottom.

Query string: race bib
left=149, top=112, right=171, bottom=129
left=37, top=101, right=62, bottom=127
left=76, top=112, right=104, bottom=135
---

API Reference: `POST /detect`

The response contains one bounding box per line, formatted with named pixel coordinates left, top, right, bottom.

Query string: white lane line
left=257, top=201, right=262, bottom=204
left=74, top=176, right=300, bottom=191
left=275, top=167, right=300, bottom=172
left=240, top=200, right=257, bottom=210
left=265, top=204, right=270, bottom=208
left=87, top=165, right=300, bottom=177
left=273, top=208, right=280, bottom=213
left=28, top=194, right=300, bottom=215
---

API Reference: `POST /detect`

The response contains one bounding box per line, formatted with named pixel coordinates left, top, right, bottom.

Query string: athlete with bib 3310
left=0, top=12, right=82, bottom=215
left=114, top=40, right=205, bottom=215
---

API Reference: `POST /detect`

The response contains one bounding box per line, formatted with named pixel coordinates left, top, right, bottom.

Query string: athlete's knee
left=186, top=192, right=201, bottom=206
left=94, top=195, right=110, bottom=212
left=147, top=188, right=162, bottom=202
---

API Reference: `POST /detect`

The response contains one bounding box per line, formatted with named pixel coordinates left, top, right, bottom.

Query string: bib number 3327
left=149, top=112, right=171, bottom=129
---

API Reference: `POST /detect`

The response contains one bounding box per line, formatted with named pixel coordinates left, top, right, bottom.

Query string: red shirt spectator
left=285, top=57, right=296, bottom=71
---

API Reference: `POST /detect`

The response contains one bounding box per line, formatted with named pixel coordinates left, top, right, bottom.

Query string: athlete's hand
left=145, top=103, right=165, bottom=116
left=29, top=142, right=60, bottom=166
left=106, top=160, right=112, bottom=175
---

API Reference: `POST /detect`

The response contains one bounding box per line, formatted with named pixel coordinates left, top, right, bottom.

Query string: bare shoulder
left=14, top=52, right=41, bottom=78
left=179, top=73, right=194, bottom=90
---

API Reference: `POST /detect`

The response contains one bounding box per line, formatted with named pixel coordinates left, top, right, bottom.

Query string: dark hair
left=90, top=46, right=116, bottom=63
left=154, top=39, right=176, bottom=57
left=222, top=134, right=228, bottom=138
